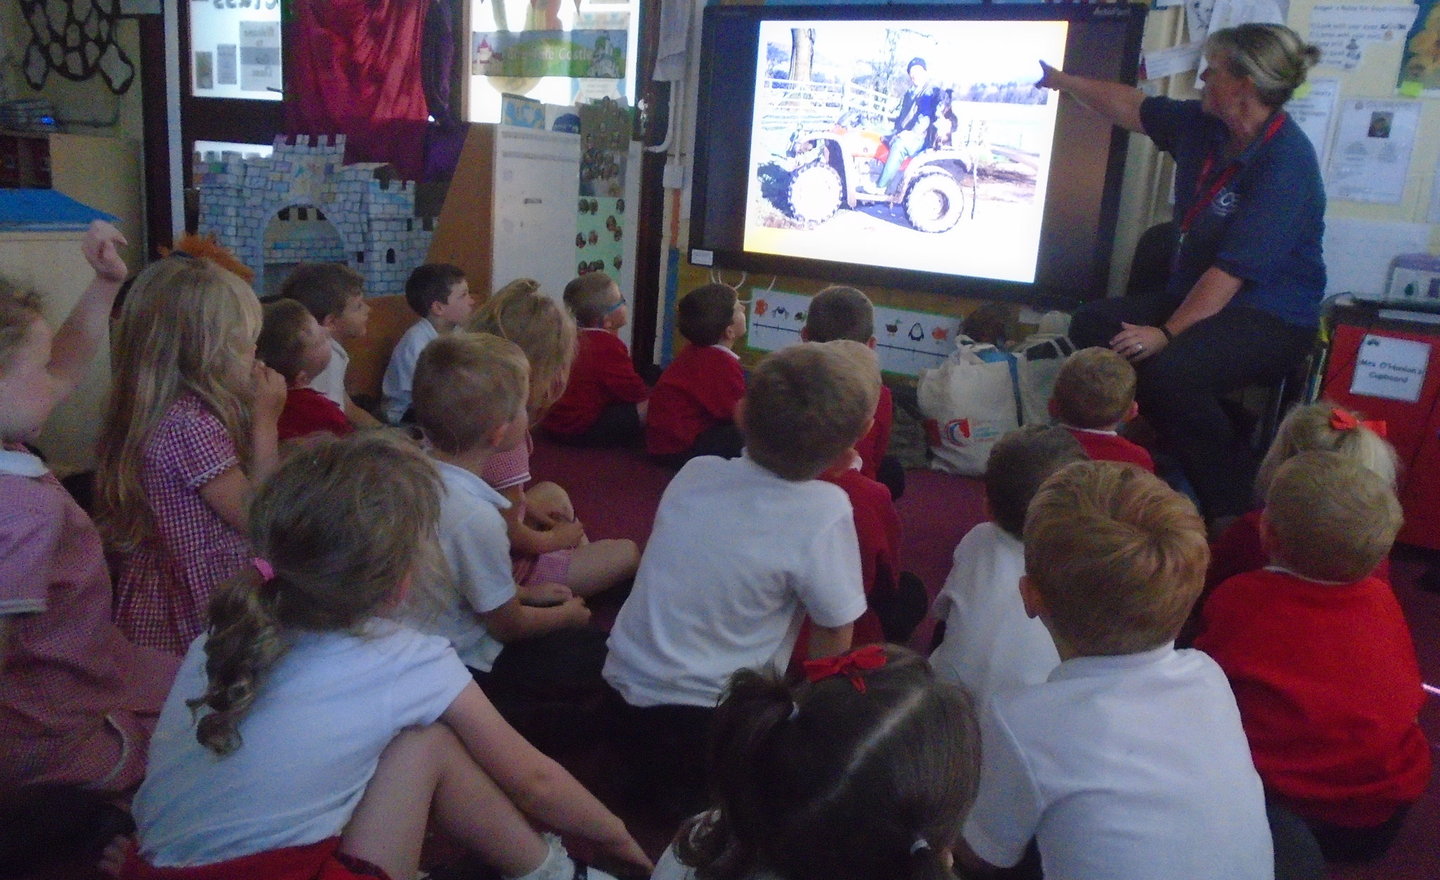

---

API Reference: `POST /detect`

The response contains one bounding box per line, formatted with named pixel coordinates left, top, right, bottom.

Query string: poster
left=1400, top=0, right=1440, bottom=94
left=1308, top=4, right=1416, bottom=71
left=471, top=30, right=626, bottom=79
left=1287, top=78, right=1340, bottom=169
left=578, top=97, right=630, bottom=197
left=238, top=21, right=281, bottom=94
left=1326, top=99, right=1421, bottom=204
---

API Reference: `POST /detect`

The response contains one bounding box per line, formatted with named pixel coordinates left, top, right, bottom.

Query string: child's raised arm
left=440, top=682, right=652, bottom=874
left=197, top=362, right=287, bottom=532
left=46, top=221, right=127, bottom=397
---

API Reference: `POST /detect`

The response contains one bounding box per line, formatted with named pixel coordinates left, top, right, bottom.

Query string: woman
left=1043, top=24, right=1325, bottom=526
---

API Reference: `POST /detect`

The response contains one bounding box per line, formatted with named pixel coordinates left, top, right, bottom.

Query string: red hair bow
left=1329, top=408, right=1387, bottom=438
left=802, top=644, right=887, bottom=693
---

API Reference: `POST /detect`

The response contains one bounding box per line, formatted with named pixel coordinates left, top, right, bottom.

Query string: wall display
left=471, top=30, right=625, bottom=78
left=1327, top=98, right=1421, bottom=204
left=1288, top=77, right=1341, bottom=169
left=1401, top=0, right=1440, bottom=94
left=20, top=0, right=135, bottom=93
left=188, top=0, right=282, bottom=100
left=688, top=3, right=1147, bottom=306
left=1307, top=4, right=1417, bottom=71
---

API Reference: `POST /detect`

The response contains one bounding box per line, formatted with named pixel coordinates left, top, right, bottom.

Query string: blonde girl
left=1207, top=400, right=1397, bottom=588
left=97, top=255, right=287, bottom=654
left=122, top=433, right=651, bottom=880
left=467, top=280, right=639, bottom=597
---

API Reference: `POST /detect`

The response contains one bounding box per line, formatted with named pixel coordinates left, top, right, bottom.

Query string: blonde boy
left=963, top=461, right=1272, bottom=880
left=543, top=271, right=650, bottom=446
left=605, top=341, right=873, bottom=815
left=1050, top=346, right=1154, bottom=472
left=1197, top=452, right=1428, bottom=860
left=256, top=298, right=352, bottom=441
left=278, top=263, right=379, bottom=428
left=400, top=333, right=595, bottom=701
left=382, top=263, right=474, bottom=423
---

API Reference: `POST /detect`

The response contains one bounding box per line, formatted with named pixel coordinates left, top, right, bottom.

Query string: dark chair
left=1126, top=220, right=1178, bottom=299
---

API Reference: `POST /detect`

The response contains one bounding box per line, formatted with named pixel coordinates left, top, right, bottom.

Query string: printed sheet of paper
left=238, top=21, right=282, bottom=94
left=1191, top=0, right=1287, bottom=78
left=1427, top=150, right=1440, bottom=221
left=1323, top=217, right=1431, bottom=295
left=1287, top=78, right=1341, bottom=170
left=1143, top=41, right=1205, bottom=81
left=1308, top=4, right=1418, bottom=70
left=1350, top=334, right=1430, bottom=402
left=1326, top=99, right=1421, bottom=203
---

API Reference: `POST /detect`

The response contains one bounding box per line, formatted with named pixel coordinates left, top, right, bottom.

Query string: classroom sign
left=471, top=30, right=625, bottom=79
left=1351, top=334, right=1430, bottom=403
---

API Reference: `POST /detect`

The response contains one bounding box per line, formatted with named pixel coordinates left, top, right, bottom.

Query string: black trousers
left=1069, top=299, right=1313, bottom=519
left=550, top=402, right=643, bottom=448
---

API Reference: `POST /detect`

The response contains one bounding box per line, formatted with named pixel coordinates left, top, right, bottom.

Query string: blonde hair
left=188, top=431, right=442, bottom=755
left=414, top=333, right=529, bottom=455
left=0, top=283, right=41, bottom=371
left=744, top=341, right=876, bottom=481
left=1051, top=347, right=1136, bottom=429
left=1254, top=402, right=1398, bottom=504
left=1206, top=23, right=1321, bottom=107
left=1265, top=451, right=1401, bottom=583
left=467, top=285, right=576, bottom=415
left=1024, top=461, right=1209, bottom=655
left=97, top=256, right=263, bottom=550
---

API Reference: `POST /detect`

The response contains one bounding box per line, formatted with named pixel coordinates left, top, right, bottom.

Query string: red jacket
left=543, top=329, right=649, bottom=436
left=792, top=463, right=898, bottom=662
left=1196, top=569, right=1430, bottom=827
left=278, top=387, right=354, bottom=442
left=1065, top=426, right=1155, bottom=473
left=853, top=385, right=894, bottom=481
left=645, top=344, right=745, bottom=456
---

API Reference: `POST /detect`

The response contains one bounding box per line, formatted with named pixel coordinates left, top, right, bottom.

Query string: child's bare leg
left=526, top=481, right=575, bottom=526
left=340, top=724, right=549, bottom=879
left=564, top=538, right=640, bottom=597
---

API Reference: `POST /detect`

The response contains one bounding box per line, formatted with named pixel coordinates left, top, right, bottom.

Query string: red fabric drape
left=286, top=0, right=429, bottom=180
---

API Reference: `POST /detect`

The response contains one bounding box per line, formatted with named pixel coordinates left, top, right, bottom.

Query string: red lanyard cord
left=1179, top=111, right=1286, bottom=235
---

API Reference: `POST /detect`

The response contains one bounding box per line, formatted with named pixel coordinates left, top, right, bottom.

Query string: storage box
left=1384, top=253, right=1440, bottom=307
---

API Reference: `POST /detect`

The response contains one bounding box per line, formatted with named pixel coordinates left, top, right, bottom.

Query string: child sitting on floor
left=646, top=282, right=747, bottom=466
left=1195, top=451, right=1429, bottom=864
left=123, top=433, right=651, bottom=880
left=605, top=341, right=873, bottom=818
left=0, top=223, right=180, bottom=798
left=98, top=253, right=287, bottom=654
left=543, top=271, right=650, bottom=446
left=1208, top=401, right=1396, bottom=589
left=961, top=461, right=1272, bottom=880
left=654, top=646, right=979, bottom=880
left=468, top=281, right=640, bottom=598
left=403, top=332, right=609, bottom=747
left=278, top=263, right=380, bottom=428
left=800, top=285, right=904, bottom=498
left=381, top=262, right=473, bottom=423
left=928, top=424, right=1086, bottom=705
left=1050, top=346, right=1155, bottom=472
left=256, top=299, right=353, bottom=442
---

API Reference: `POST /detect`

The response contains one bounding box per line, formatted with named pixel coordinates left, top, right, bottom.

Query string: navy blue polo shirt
left=1140, top=97, right=1326, bottom=328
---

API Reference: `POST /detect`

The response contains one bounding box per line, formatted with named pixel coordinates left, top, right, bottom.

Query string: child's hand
left=596, top=830, right=655, bottom=876
left=520, top=581, right=573, bottom=607
left=558, top=595, right=591, bottom=628
left=546, top=518, right=585, bottom=549
left=81, top=221, right=128, bottom=283
left=251, top=362, right=288, bottom=421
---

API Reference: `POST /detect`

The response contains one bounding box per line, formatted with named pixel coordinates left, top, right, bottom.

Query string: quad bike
left=779, top=123, right=979, bottom=233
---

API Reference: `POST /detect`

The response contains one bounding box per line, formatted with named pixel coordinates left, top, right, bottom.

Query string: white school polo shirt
left=604, top=454, right=866, bottom=708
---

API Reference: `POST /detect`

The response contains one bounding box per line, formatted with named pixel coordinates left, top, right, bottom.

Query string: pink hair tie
left=253, top=558, right=275, bottom=581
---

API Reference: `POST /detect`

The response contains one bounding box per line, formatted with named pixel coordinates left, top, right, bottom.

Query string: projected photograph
left=744, top=20, right=1066, bottom=284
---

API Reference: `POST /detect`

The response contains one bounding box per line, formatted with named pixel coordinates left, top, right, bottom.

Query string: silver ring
left=1136, top=343, right=1144, bottom=352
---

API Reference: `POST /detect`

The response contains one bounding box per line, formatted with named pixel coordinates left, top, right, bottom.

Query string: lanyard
left=1178, top=111, right=1287, bottom=235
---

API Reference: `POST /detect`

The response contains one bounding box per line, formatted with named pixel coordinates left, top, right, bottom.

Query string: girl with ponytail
left=656, top=645, right=979, bottom=880
left=123, top=432, right=651, bottom=880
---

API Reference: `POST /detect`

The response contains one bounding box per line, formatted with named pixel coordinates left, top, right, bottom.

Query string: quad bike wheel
left=904, top=169, right=966, bottom=234
left=786, top=163, right=843, bottom=225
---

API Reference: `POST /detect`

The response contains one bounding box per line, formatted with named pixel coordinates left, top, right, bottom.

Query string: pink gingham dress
left=113, top=393, right=251, bottom=654
left=480, top=434, right=572, bottom=586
